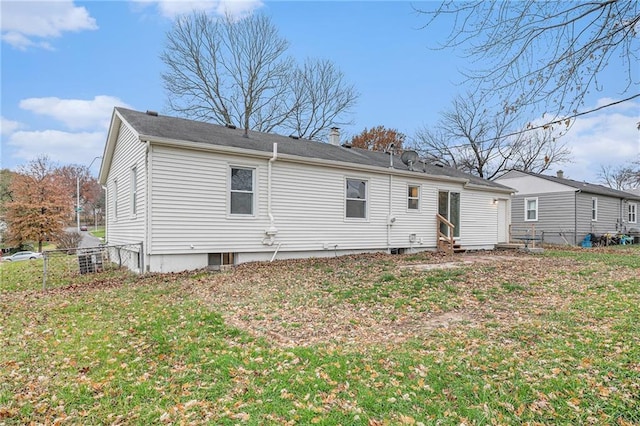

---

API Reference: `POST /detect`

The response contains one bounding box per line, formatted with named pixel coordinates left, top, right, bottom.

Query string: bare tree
left=161, top=12, right=357, bottom=139
left=598, top=159, right=640, bottom=190
left=287, top=59, right=358, bottom=140
left=510, top=128, right=572, bottom=174
left=411, top=93, right=570, bottom=179
left=417, top=1, right=640, bottom=119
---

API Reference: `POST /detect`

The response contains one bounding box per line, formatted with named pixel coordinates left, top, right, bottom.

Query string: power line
left=416, top=93, right=640, bottom=150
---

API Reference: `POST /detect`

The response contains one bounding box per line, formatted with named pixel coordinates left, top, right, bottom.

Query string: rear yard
left=1, top=247, right=638, bottom=424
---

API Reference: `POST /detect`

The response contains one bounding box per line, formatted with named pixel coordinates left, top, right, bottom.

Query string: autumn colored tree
left=349, top=126, right=406, bottom=152
left=5, top=156, right=73, bottom=252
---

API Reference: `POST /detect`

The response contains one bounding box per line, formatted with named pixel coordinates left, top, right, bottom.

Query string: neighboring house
left=495, top=170, right=640, bottom=245
left=99, top=108, right=514, bottom=273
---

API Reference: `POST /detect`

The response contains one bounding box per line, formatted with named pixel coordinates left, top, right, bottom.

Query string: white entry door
left=497, top=199, right=508, bottom=243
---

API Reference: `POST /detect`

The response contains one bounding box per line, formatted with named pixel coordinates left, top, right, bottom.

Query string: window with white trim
left=229, top=166, right=255, bottom=215
left=407, top=185, right=420, bottom=210
left=346, top=178, right=367, bottom=219
left=629, top=202, right=637, bottom=224
left=591, top=197, right=598, bottom=221
left=131, top=167, right=138, bottom=216
left=524, top=197, right=538, bottom=221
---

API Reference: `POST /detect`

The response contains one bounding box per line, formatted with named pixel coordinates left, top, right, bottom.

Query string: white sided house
left=99, top=108, right=514, bottom=273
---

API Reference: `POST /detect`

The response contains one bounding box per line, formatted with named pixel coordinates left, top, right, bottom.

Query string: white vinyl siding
left=145, top=144, right=508, bottom=268
left=407, top=185, right=420, bottom=211
left=345, top=178, right=367, bottom=219
left=629, top=202, right=637, bottom=224
left=104, top=121, right=146, bottom=246
left=591, top=197, right=598, bottom=221
left=131, top=167, right=137, bottom=216
left=113, top=179, right=119, bottom=220
left=525, top=197, right=538, bottom=221
left=459, top=190, right=504, bottom=247
left=150, top=147, right=266, bottom=253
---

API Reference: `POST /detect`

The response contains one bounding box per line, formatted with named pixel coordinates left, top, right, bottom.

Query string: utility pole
left=76, top=175, right=80, bottom=232
left=77, top=156, right=102, bottom=233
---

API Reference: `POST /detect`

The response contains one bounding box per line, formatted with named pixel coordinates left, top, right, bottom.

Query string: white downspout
left=270, top=242, right=282, bottom=262
left=387, top=174, right=393, bottom=253
left=144, top=141, right=151, bottom=273
left=102, top=185, right=108, bottom=243
left=263, top=143, right=278, bottom=246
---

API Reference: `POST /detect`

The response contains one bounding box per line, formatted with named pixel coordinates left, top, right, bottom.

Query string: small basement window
left=208, top=252, right=235, bottom=269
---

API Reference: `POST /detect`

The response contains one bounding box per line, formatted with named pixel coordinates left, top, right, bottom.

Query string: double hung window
left=524, top=197, right=538, bottom=221
left=346, top=178, right=367, bottom=219
left=230, top=167, right=255, bottom=215
left=408, top=185, right=420, bottom=210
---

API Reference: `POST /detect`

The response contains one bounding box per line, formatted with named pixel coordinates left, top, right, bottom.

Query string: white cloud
left=19, top=96, right=131, bottom=130
left=6, top=129, right=106, bottom=167
left=131, top=0, right=263, bottom=19
left=1, top=117, right=23, bottom=136
left=1, top=1, right=97, bottom=50
left=556, top=100, right=640, bottom=182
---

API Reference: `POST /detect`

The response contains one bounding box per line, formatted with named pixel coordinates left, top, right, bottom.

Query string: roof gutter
left=464, top=182, right=515, bottom=195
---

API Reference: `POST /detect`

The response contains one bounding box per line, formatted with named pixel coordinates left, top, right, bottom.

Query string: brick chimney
left=557, top=170, right=564, bottom=179
left=329, top=127, right=340, bottom=146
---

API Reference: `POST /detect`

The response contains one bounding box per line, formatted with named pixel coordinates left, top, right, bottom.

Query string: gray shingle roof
left=116, top=108, right=512, bottom=191
left=521, top=170, right=640, bottom=201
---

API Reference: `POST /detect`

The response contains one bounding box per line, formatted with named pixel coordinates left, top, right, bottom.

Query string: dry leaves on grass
left=184, top=250, right=619, bottom=348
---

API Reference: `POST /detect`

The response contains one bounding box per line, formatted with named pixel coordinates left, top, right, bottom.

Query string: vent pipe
left=557, top=170, right=564, bottom=179
left=329, top=127, right=340, bottom=146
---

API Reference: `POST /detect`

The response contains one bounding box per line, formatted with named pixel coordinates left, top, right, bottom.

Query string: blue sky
left=1, top=0, right=638, bottom=182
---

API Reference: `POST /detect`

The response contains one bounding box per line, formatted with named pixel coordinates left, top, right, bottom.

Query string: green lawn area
left=90, top=226, right=105, bottom=239
left=1, top=246, right=638, bottom=424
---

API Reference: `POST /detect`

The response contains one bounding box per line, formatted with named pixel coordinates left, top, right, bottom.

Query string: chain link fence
left=41, top=242, right=143, bottom=290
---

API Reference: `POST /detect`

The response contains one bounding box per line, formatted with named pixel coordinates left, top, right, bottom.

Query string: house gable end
left=99, top=110, right=143, bottom=185
left=495, top=172, right=575, bottom=195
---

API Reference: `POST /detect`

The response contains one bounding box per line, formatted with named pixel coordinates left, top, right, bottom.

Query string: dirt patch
left=400, top=254, right=525, bottom=271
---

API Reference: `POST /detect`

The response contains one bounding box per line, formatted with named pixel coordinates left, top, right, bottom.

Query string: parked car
left=3, top=251, right=43, bottom=262
left=80, top=225, right=88, bottom=231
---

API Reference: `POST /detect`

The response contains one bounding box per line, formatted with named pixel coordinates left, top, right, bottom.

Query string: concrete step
left=495, top=243, right=525, bottom=250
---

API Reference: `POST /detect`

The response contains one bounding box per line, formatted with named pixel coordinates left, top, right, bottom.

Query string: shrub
left=56, top=231, right=82, bottom=254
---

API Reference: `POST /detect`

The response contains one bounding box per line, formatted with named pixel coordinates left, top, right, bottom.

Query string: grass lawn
left=90, top=226, right=105, bottom=239
left=0, top=246, right=638, bottom=425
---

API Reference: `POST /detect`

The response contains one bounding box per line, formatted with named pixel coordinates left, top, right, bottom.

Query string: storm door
left=438, top=191, right=460, bottom=238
